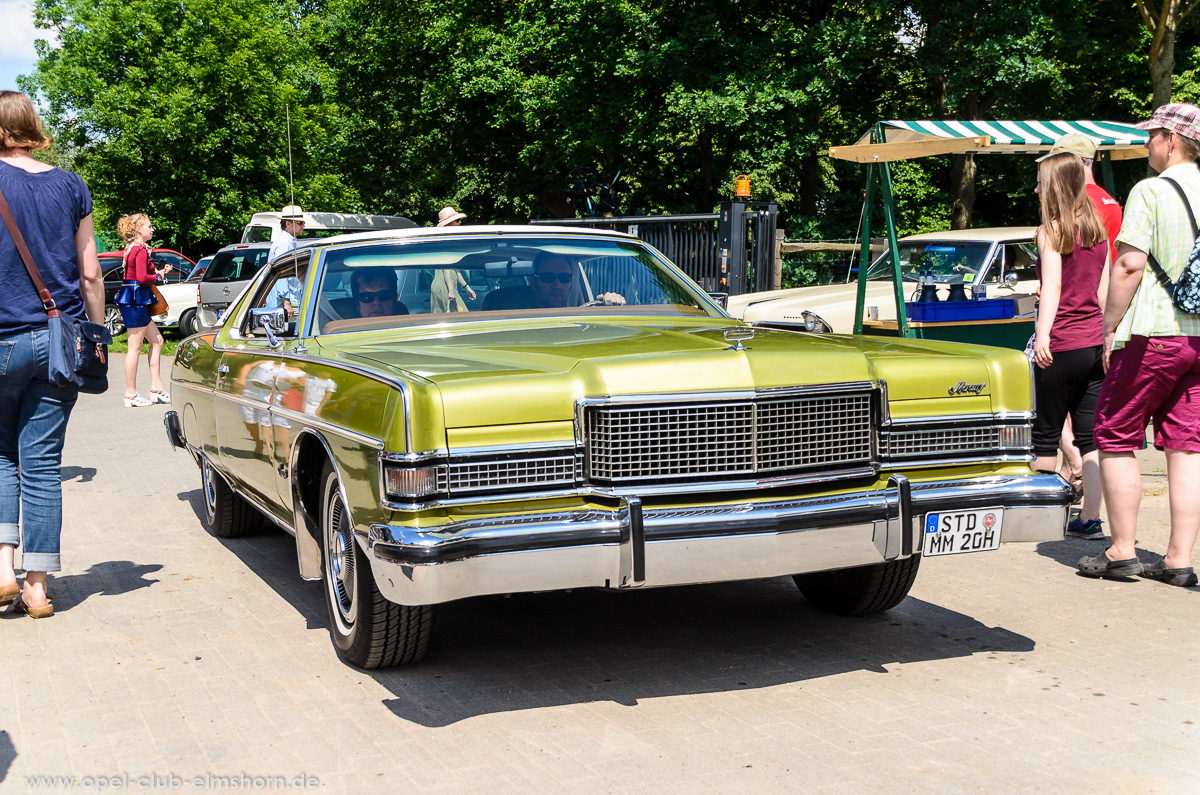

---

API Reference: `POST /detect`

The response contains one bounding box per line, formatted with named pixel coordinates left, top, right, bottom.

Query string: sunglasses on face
left=355, top=289, right=396, bottom=304
left=536, top=272, right=573, bottom=284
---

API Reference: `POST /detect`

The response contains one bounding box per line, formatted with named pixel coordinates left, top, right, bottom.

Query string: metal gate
left=531, top=201, right=777, bottom=296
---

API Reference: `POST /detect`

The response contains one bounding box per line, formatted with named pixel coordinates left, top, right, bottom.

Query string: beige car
left=728, top=227, right=1040, bottom=333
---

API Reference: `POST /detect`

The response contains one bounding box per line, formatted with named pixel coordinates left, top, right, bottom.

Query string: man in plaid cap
left=1077, top=103, right=1200, bottom=587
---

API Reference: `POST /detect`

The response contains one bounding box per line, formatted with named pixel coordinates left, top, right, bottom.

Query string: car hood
left=318, top=319, right=1001, bottom=427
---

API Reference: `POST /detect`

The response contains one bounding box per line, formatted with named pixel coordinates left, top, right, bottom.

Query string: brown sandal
left=0, top=583, right=18, bottom=608
left=18, top=600, right=53, bottom=618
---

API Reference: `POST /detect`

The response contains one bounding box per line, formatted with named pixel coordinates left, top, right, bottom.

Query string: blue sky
left=1, top=1, right=41, bottom=92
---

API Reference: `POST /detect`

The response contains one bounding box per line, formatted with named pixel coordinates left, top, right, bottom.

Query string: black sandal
left=1139, top=559, right=1198, bottom=587
left=1077, top=550, right=1143, bottom=578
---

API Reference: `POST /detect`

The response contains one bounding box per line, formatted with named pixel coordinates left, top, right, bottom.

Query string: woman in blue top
left=0, top=91, right=104, bottom=618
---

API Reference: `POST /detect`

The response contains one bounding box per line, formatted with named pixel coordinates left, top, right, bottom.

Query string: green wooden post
left=853, top=164, right=876, bottom=336
left=1099, top=151, right=1117, bottom=199
left=876, top=124, right=909, bottom=337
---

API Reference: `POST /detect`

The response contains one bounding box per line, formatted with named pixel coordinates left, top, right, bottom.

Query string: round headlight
left=801, top=311, right=830, bottom=332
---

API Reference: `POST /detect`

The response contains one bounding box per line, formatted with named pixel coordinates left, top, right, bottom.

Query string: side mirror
left=707, top=292, right=729, bottom=310
left=1004, top=272, right=1019, bottom=285
left=250, top=307, right=287, bottom=348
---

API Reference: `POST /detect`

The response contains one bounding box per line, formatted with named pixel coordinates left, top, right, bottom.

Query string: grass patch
left=110, top=329, right=184, bottom=356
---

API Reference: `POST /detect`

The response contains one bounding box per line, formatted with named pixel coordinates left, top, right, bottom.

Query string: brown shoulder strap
left=0, top=182, right=59, bottom=317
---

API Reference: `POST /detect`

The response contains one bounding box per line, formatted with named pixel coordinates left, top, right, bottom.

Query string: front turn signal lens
left=383, top=465, right=442, bottom=499
left=999, top=426, right=1031, bottom=451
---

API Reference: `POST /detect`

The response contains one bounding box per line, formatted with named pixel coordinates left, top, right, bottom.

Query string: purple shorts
left=1094, top=335, right=1200, bottom=452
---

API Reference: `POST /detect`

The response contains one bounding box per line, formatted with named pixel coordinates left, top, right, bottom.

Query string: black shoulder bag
left=1147, top=177, right=1200, bottom=314
left=0, top=183, right=112, bottom=393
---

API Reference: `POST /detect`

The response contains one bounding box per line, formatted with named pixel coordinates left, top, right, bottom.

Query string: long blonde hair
left=117, top=213, right=148, bottom=244
left=1037, top=153, right=1106, bottom=254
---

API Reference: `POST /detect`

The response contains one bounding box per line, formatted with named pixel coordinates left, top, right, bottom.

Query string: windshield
left=243, top=226, right=357, bottom=244
left=205, top=248, right=271, bottom=283
left=314, top=237, right=717, bottom=333
left=864, top=241, right=994, bottom=284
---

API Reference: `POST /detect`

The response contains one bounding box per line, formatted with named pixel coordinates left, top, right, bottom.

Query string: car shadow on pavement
left=196, top=515, right=1040, bottom=726
left=379, top=584, right=1034, bottom=727
left=213, top=530, right=1037, bottom=728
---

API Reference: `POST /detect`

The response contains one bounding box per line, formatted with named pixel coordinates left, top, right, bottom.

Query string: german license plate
left=922, top=509, right=1003, bottom=556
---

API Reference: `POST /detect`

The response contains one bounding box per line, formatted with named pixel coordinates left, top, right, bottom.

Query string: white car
left=728, top=227, right=1040, bottom=333
left=153, top=264, right=205, bottom=335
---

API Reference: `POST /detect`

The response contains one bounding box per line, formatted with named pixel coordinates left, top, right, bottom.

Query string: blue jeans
left=0, top=327, right=79, bottom=572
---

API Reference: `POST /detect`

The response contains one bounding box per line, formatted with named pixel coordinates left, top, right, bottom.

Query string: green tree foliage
left=324, top=0, right=912, bottom=226
left=22, top=0, right=1199, bottom=261
left=27, top=0, right=358, bottom=254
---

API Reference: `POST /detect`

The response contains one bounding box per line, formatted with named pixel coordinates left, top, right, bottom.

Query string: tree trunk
left=1150, top=26, right=1177, bottom=108
left=950, top=153, right=976, bottom=230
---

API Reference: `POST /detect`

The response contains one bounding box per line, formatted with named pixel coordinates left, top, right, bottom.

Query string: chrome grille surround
left=582, top=385, right=878, bottom=486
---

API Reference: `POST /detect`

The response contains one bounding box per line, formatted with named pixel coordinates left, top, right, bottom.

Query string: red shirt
left=123, top=245, right=156, bottom=285
left=1085, top=184, right=1122, bottom=257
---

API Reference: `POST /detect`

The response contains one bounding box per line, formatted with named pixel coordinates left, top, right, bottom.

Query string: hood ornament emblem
left=724, top=327, right=756, bottom=351
left=948, top=381, right=985, bottom=396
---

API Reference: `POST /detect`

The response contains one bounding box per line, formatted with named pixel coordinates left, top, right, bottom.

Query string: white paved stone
left=0, top=353, right=1197, bottom=792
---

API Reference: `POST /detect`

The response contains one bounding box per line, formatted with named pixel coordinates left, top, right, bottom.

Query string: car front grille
left=584, top=391, right=875, bottom=485
left=878, top=422, right=1030, bottom=461
left=447, top=452, right=580, bottom=494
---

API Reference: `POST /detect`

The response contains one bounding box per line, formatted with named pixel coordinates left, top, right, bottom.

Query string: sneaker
left=149, top=387, right=171, bottom=404
left=1067, top=517, right=1105, bottom=539
left=123, top=392, right=153, bottom=408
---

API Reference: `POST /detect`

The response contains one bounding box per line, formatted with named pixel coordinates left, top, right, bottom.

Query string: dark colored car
left=99, top=248, right=202, bottom=335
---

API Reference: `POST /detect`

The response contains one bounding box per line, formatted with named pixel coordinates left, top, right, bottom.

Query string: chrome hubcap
left=202, top=462, right=216, bottom=516
left=327, top=491, right=355, bottom=622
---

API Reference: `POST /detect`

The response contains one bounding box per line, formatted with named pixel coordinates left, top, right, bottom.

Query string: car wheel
left=179, top=309, right=199, bottom=336
left=201, top=457, right=264, bottom=538
left=320, top=462, right=433, bottom=668
left=104, top=304, right=125, bottom=336
left=793, top=555, right=921, bottom=616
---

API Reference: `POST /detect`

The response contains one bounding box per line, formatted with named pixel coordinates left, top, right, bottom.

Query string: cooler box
left=905, top=298, right=1016, bottom=323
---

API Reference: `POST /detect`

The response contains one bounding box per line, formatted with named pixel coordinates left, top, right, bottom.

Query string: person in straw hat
left=436, top=206, right=467, bottom=227
left=431, top=206, right=475, bottom=311
left=268, top=204, right=305, bottom=262
left=266, top=204, right=306, bottom=318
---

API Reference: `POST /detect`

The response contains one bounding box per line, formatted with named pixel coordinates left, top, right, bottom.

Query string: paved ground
left=2, top=353, right=1198, bottom=793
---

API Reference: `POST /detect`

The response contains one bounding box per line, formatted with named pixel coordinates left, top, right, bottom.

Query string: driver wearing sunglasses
left=530, top=253, right=625, bottom=308
left=351, top=267, right=409, bottom=318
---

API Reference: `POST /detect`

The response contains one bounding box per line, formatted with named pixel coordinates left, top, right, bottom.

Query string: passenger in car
left=482, top=253, right=626, bottom=310
left=352, top=267, right=409, bottom=318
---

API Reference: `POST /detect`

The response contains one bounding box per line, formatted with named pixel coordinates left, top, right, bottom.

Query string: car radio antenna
left=286, top=103, right=296, bottom=208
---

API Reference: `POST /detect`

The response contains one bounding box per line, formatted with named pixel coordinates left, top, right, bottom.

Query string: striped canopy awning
left=848, top=120, right=1148, bottom=160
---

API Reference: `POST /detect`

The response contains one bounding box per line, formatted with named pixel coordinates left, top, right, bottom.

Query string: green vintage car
left=164, top=226, right=1071, bottom=668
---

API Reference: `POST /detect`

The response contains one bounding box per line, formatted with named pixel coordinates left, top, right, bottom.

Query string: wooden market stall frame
left=831, top=120, right=1149, bottom=337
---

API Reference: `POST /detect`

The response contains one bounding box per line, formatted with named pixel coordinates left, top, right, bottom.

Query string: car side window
left=998, top=243, right=1038, bottom=284
left=241, top=253, right=312, bottom=339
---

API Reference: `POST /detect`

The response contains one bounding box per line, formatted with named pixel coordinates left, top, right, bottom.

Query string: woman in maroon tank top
left=1032, top=153, right=1111, bottom=539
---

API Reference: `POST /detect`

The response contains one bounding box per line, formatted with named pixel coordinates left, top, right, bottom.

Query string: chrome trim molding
left=380, top=449, right=452, bottom=463
left=273, top=407, right=385, bottom=449
left=170, top=380, right=216, bottom=396
left=366, top=472, right=1071, bottom=605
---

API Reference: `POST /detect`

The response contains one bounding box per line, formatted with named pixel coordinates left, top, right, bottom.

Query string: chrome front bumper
left=367, top=473, right=1072, bottom=606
